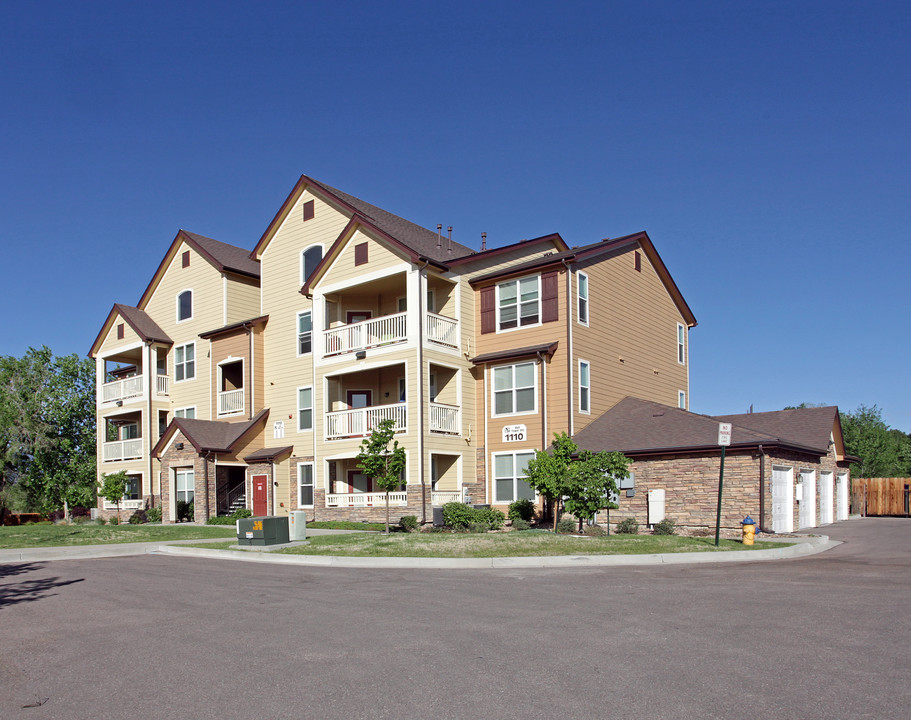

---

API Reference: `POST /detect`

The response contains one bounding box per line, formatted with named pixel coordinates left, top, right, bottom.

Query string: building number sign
left=502, top=424, right=527, bottom=442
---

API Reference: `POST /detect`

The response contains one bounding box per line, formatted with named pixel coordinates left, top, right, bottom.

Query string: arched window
left=177, top=290, right=193, bottom=321
left=301, top=245, right=323, bottom=284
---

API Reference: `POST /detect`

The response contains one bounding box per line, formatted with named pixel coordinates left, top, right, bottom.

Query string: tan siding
left=210, top=330, right=250, bottom=419
left=321, top=228, right=410, bottom=290
left=226, top=274, right=261, bottom=324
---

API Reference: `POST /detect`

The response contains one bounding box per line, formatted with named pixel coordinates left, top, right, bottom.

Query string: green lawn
left=0, top=523, right=237, bottom=549
left=306, top=521, right=385, bottom=531
left=188, top=531, right=789, bottom=558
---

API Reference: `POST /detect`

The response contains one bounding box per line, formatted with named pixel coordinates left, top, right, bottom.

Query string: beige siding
left=456, top=239, right=566, bottom=278
left=320, top=228, right=410, bottom=290
left=226, top=274, right=261, bottom=324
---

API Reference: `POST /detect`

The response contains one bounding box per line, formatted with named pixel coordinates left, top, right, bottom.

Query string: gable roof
left=89, top=303, right=173, bottom=357
left=252, top=174, right=474, bottom=264
left=138, top=229, right=260, bottom=310
left=151, top=409, right=269, bottom=457
left=715, top=406, right=839, bottom=455
left=572, top=397, right=829, bottom=457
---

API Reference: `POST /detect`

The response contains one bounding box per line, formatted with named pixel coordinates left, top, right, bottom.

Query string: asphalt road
left=1, top=517, right=908, bottom=719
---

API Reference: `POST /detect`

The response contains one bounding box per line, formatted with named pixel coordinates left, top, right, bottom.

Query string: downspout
left=758, top=444, right=768, bottom=532
left=417, top=258, right=430, bottom=523
left=203, top=451, right=212, bottom=522
left=537, top=351, right=547, bottom=449
left=247, top=324, right=254, bottom=420
left=146, top=342, right=155, bottom=507
left=562, top=259, right=574, bottom=436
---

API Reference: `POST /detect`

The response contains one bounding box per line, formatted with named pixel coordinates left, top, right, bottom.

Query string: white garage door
left=819, top=471, right=834, bottom=524
left=799, top=469, right=817, bottom=528
left=836, top=472, right=849, bottom=521
left=771, top=466, right=794, bottom=533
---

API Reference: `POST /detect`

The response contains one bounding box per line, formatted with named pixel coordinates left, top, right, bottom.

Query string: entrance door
left=819, top=471, right=834, bottom=524
left=347, top=390, right=372, bottom=435
left=347, top=311, right=372, bottom=351
left=771, top=466, right=794, bottom=533
left=252, top=475, right=268, bottom=516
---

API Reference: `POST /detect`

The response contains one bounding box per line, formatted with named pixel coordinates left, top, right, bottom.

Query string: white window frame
left=124, top=473, right=142, bottom=500
left=297, top=462, right=314, bottom=508
left=297, top=386, right=313, bottom=431
left=297, top=310, right=312, bottom=356
left=398, top=377, right=406, bottom=402
left=678, top=391, right=686, bottom=409
left=492, top=361, right=537, bottom=417
left=176, top=289, right=193, bottom=323
left=175, top=469, right=195, bottom=504
left=579, top=359, right=591, bottom=414
left=496, top=275, right=541, bottom=332
left=492, top=450, right=537, bottom=504
left=174, top=407, right=196, bottom=419
left=300, top=244, right=324, bottom=285
left=677, top=323, right=686, bottom=365
left=174, top=342, right=196, bottom=383
left=577, top=271, right=589, bottom=326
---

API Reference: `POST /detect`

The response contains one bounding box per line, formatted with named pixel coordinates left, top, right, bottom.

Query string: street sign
left=717, top=422, right=732, bottom=446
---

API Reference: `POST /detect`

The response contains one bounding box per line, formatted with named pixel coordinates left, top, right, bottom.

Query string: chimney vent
left=437, top=224, right=442, bottom=249
left=447, top=226, right=452, bottom=253
left=481, top=232, right=487, bottom=251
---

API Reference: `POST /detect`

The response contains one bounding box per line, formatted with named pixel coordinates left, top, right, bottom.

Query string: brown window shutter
left=303, top=200, right=315, bottom=221
left=541, top=271, right=559, bottom=323
left=635, top=251, right=641, bottom=272
left=117, top=323, right=124, bottom=339
left=354, top=242, right=368, bottom=266
left=182, top=250, right=190, bottom=268
left=480, top=286, right=495, bottom=334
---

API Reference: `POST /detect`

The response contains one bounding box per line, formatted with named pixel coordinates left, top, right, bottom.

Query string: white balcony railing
left=102, top=376, right=144, bottom=403
left=156, top=374, right=169, bottom=396
left=326, top=492, right=408, bottom=507
left=218, top=388, right=244, bottom=416
left=323, top=312, right=407, bottom=357
left=326, top=403, right=406, bottom=440
left=431, top=491, right=463, bottom=505
left=103, top=438, right=143, bottom=462
left=426, top=312, right=459, bottom=348
left=102, top=499, right=144, bottom=511
left=429, top=403, right=460, bottom=435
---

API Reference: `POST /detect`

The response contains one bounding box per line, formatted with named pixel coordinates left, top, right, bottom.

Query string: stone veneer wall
left=158, top=430, right=217, bottom=523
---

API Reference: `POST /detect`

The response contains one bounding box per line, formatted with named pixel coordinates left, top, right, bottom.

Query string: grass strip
left=0, top=523, right=237, bottom=549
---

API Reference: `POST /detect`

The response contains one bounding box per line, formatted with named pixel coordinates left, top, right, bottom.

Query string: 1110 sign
left=502, top=424, right=527, bottom=442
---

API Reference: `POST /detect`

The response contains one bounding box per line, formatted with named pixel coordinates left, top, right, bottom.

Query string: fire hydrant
left=741, top=515, right=756, bottom=545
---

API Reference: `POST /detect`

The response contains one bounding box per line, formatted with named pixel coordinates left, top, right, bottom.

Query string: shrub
left=109, top=516, right=120, bottom=526
left=555, top=518, right=577, bottom=534
left=176, top=501, right=193, bottom=522
left=511, top=518, right=530, bottom=531
left=96, top=516, right=107, bottom=525
left=615, top=517, right=639, bottom=534
left=468, top=522, right=489, bottom=533
left=398, top=515, right=419, bottom=532
left=128, top=512, right=144, bottom=525
left=206, top=516, right=235, bottom=525
left=231, top=508, right=252, bottom=520
left=442, top=502, right=475, bottom=529
left=476, top=507, right=505, bottom=530
left=145, top=507, right=162, bottom=523
left=653, top=518, right=676, bottom=535
left=583, top=524, right=607, bottom=537
left=508, top=498, right=535, bottom=522
left=442, top=503, right=505, bottom=531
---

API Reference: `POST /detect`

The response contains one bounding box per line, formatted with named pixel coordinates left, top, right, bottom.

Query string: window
left=577, top=272, right=589, bottom=325
left=678, top=391, right=686, bottom=409
left=297, top=311, right=312, bottom=355
left=298, top=387, right=313, bottom=431
left=174, top=407, right=196, bottom=419
left=579, top=360, right=591, bottom=414
left=298, top=463, right=314, bottom=507
left=122, top=422, right=139, bottom=440
left=301, top=245, right=323, bottom=284
left=303, top=199, right=315, bottom=221
left=493, top=451, right=536, bottom=503
left=677, top=323, right=686, bottom=365
left=398, top=377, right=406, bottom=402
left=174, top=343, right=195, bottom=382
left=116, top=323, right=124, bottom=339
left=177, top=290, right=193, bottom=322
left=176, top=469, right=194, bottom=504
left=354, top=242, right=368, bottom=266
left=125, top=475, right=141, bottom=500
left=182, top=250, right=190, bottom=268
left=497, top=276, right=540, bottom=330
left=493, top=362, right=536, bottom=416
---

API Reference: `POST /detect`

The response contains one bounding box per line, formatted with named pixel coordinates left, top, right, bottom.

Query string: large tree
left=840, top=405, right=911, bottom=479
left=356, top=418, right=407, bottom=534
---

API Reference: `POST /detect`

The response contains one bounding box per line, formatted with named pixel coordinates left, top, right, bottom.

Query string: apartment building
left=89, top=175, right=696, bottom=524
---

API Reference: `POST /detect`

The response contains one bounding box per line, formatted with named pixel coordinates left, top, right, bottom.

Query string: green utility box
left=236, top=516, right=290, bottom=546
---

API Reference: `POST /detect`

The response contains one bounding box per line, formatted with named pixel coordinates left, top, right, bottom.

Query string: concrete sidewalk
left=0, top=533, right=837, bottom=568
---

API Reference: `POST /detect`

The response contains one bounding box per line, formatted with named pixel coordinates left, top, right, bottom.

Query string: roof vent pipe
left=481, top=232, right=487, bottom=251
left=437, top=224, right=442, bottom=249
left=447, top=226, right=453, bottom=253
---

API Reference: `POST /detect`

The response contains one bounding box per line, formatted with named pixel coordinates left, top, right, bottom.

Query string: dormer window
left=301, top=245, right=323, bottom=285
left=177, top=290, right=193, bottom=322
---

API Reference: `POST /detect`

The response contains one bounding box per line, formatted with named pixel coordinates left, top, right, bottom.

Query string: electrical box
left=647, top=489, right=666, bottom=525
left=618, top=473, right=635, bottom=490
left=288, top=511, right=307, bottom=541
left=236, top=516, right=290, bottom=546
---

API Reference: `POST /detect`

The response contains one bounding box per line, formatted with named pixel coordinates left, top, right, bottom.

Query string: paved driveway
left=1, top=517, right=908, bottom=719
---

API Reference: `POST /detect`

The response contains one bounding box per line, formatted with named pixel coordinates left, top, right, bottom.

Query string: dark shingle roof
left=470, top=342, right=559, bottom=365
left=114, top=304, right=172, bottom=345
left=715, top=407, right=837, bottom=455
left=243, top=446, right=294, bottom=462
left=182, top=230, right=261, bottom=278
left=306, top=177, right=475, bottom=263
left=162, top=409, right=269, bottom=454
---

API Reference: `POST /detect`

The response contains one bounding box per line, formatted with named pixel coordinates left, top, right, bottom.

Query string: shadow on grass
left=0, top=563, right=84, bottom=608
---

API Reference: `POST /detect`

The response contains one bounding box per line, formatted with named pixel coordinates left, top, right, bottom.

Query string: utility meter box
left=236, top=516, right=290, bottom=546
left=288, top=511, right=307, bottom=541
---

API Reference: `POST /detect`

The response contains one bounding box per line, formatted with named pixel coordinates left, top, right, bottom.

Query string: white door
left=819, top=471, right=834, bottom=524
left=799, top=470, right=817, bottom=528
left=771, top=466, right=794, bottom=533
left=836, top=472, right=849, bottom=521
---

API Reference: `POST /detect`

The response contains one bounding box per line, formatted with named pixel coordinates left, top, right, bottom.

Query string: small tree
left=564, top=449, right=630, bottom=533
left=99, top=470, right=128, bottom=523
left=523, top=433, right=578, bottom=533
left=356, top=418, right=407, bottom=534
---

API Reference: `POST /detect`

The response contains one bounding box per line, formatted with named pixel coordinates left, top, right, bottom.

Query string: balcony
left=324, top=312, right=407, bottom=358
left=103, top=438, right=143, bottom=463
left=102, top=498, right=144, bottom=511
left=325, top=402, right=406, bottom=440
left=101, top=374, right=170, bottom=404
left=326, top=491, right=408, bottom=507
left=426, top=313, right=459, bottom=349
left=429, top=402, right=460, bottom=435
left=431, top=490, right=463, bottom=505
left=218, top=388, right=245, bottom=416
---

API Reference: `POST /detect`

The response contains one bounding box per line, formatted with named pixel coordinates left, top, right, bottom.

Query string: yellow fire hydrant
left=741, top=516, right=756, bottom=545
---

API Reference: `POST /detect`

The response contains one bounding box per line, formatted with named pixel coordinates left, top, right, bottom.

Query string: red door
left=252, top=475, right=268, bottom=516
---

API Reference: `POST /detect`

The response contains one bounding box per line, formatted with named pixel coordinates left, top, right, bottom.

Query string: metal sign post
left=715, top=423, right=732, bottom=546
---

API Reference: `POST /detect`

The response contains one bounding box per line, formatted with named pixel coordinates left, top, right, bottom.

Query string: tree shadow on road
left=0, top=563, right=84, bottom=607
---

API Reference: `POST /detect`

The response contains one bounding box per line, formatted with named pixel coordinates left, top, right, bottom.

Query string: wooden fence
left=852, top=478, right=911, bottom=517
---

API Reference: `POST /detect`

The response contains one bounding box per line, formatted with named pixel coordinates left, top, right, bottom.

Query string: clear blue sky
left=2, top=1, right=909, bottom=430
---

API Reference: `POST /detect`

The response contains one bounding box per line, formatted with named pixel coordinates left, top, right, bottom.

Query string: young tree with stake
left=356, top=418, right=407, bottom=534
